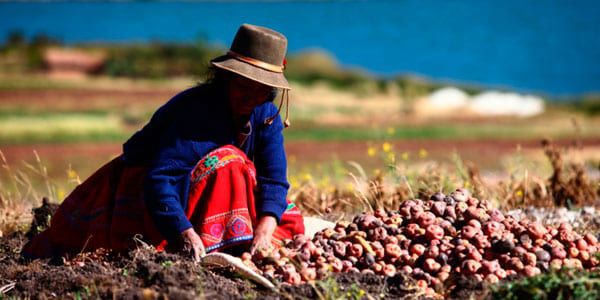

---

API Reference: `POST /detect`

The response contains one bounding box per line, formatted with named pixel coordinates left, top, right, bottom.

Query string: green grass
left=0, top=113, right=126, bottom=144
left=0, top=75, right=81, bottom=90
left=0, top=114, right=592, bottom=145
left=283, top=123, right=588, bottom=141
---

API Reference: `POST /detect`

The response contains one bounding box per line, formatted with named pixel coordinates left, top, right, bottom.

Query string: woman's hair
left=201, top=65, right=231, bottom=88
left=201, top=65, right=278, bottom=103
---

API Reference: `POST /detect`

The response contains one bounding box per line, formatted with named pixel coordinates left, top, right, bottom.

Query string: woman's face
left=227, top=73, right=273, bottom=119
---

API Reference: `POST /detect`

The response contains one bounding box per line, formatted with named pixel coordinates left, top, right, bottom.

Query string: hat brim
left=211, top=55, right=291, bottom=90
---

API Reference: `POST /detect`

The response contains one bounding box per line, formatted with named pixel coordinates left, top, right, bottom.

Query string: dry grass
left=291, top=139, right=599, bottom=219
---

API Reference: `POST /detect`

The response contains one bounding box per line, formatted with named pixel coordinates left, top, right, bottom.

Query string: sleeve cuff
left=175, top=217, right=193, bottom=235
left=259, top=199, right=287, bottom=224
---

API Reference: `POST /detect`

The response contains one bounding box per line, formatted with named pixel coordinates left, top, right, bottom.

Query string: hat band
left=227, top=51, right=284, bottom=73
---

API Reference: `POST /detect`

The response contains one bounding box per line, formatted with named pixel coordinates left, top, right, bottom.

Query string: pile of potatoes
left=241, top=189, right=599, bottom=294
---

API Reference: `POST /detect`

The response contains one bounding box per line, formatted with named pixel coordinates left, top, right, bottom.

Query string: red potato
left=431, top=202, right=447, bottom=217
left=488, top=209, right=505, bottom=222
left=527, top=223, right=547, bottom=240
left=300, top=267, right=317, bottom=281
left=461, top=259, right=482, bottom=275
left=372, top=262, right=384, bottom=274
left=523, top=252, right=537, bottom=266
left=241, top=252, right=252, bottom=261
left=426, top=225, right=445, bottom=240
left=480, top=260, right=500, bottom=274
left=284, top=271, right=302, bottom=284
left=485, top=274, right=500, bottom=284
left=410, top=244, right=426, bottom=256
left=383, top=264, right=397, bottom=277
left=576, top=239, right=589, bottom=251
left=461, top=225, right=479, bottom=239
left=437, top=271, right=450, bottom=282
left=348, top=243, right=363, bottom=258
left=551, top=247, right=567, bottom=259
left=423, top=258, right=441, bottom=273
left=495, top=268, right=507, bottom=279
left=579, top=250, right=590, bottom=262
left=416, top=279, right=428, bottom=290
left=417, top=212, right=436, bottom=228
left=401, top=265, right=413, bottom=274
left=425, top=245, right=440, bottom=259
left=385, top=243, right=402, bottom=259
left=330, top=258, right=343, bottom=272
left=584, top=233, right=598, bottom=245
left=569, top=247, right=580, bottom=258
left=483, top=221, right=503, bottom=237
left=455, top=202, right=469, bottom=214
left=404, top=223, right=421, bottom=238
left=467, top=197, right=479, bottom=207
left=384, top=235, right=399, bottom=245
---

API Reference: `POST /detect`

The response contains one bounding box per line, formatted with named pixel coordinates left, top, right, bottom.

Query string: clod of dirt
left=25, top=197, right=58, bottom=239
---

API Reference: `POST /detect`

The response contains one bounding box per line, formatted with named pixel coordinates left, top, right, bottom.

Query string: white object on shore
left=429, top=87, right=470, bottom=110
left=469, top=91, right=545, bottom=117
left=418, top=87, right=545, bottom=118
left=414, top=87, right=470, bottom=117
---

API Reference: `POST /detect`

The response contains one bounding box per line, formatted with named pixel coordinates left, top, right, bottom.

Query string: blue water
left=1, top=1, right=599, bottom=96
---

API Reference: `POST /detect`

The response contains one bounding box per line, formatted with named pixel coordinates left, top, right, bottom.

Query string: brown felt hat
left=211, top=24, right=290, bottom=90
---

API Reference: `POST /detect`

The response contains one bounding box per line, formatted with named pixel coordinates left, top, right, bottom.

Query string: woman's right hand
left=181, top=227, right=206, bottom=262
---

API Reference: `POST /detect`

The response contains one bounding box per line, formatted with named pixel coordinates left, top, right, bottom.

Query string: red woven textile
left=22, top=145, right=304, bottom=258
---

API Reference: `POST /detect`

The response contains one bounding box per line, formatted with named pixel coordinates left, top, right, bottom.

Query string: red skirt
left=22, top=145, right=304, bottom=258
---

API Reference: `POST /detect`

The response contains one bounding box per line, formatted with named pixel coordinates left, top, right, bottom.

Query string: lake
left=1, top=0, right=599, bottom=95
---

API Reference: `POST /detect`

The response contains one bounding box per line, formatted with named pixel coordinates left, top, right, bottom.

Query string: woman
left=22, top=24, right=305, bottom=261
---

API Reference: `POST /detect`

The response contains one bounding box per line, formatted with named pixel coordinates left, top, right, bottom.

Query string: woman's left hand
left=250, top=215, right=277, bottom=254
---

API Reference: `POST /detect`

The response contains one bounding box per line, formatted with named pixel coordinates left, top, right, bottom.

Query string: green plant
left=490, top=268, right=600, bottom=300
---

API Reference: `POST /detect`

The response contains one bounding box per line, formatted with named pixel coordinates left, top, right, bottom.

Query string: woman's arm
left=251, top=103, right=290, bottom=252
left=144, top=136, right=218, bottom=259
left=254, top=105, right=290, bottom=223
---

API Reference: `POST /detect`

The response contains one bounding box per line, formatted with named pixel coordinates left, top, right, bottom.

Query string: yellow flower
left=373, top=169, right=381, bottom=176
left=57, top=188, right=66, bottom=201
left=346, top=182, right=354, bottom=191
left=387, top=152, right=396, bottom=162
left=401, top=152, right=409, bottom=161
left=302, top=173, right=313, bottom=181
left=290, top=176, right=299, bottom=189
left=367, top=146, right=377, bottom=157
left=382, top=142, right=392, bottom=153
left=386, top=127, right=395, bottom=135
left=319, top=177, right=330, bottom=188
left=418, top=148, right=428, bottom=159
left=516, top=190, right=523, bottom=197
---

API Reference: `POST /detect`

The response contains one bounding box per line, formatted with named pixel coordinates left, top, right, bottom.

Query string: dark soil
left=0, top=231, right=437, bottom=300
left=0, top=202, right=431, bottom=300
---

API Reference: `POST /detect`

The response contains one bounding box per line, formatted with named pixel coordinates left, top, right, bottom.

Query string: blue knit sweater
left=122, top=84, right=289, bottom=241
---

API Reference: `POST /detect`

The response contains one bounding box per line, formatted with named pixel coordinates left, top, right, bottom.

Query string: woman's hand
left=181, top=227, right=206, bottom=262
left=250, top=215, right=278, bottom=255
